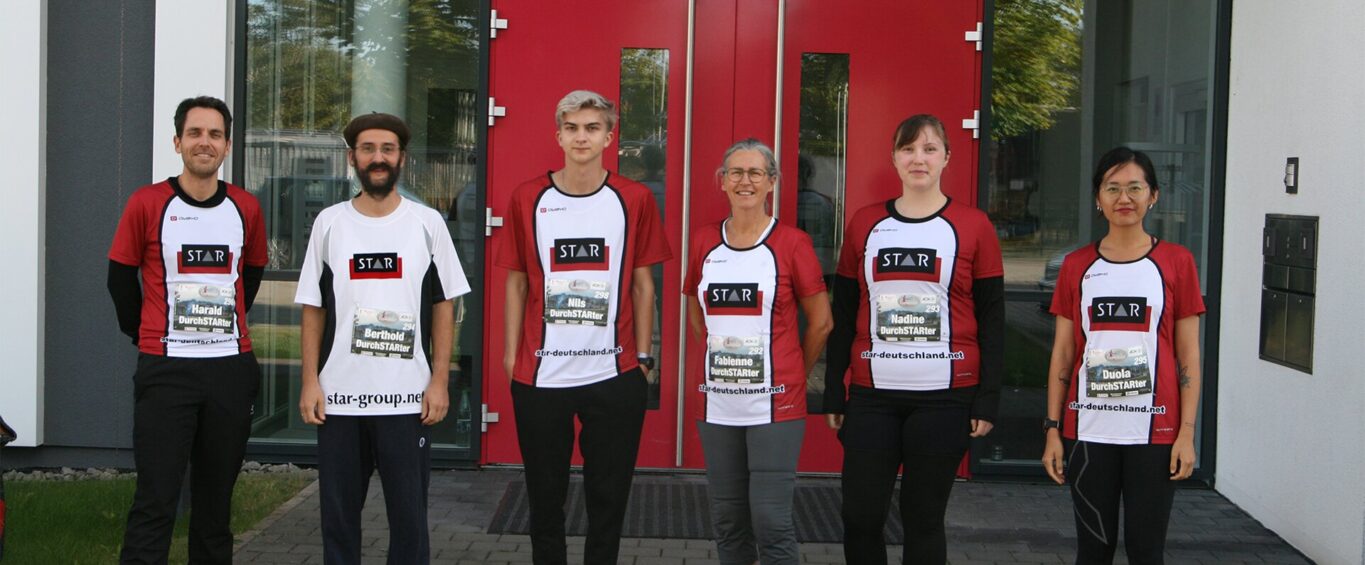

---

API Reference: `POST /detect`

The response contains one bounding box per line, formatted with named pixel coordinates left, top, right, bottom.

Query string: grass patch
left=2, top=472, right=313, bottom=564
left=251, top=323, right=302, bottom=361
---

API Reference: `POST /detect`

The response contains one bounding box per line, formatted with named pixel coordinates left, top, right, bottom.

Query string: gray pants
left=697, top=419, right=805, bottom=565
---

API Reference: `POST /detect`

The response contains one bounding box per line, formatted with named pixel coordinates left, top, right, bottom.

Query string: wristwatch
left=638, top=355, right=656, bottom=371
left=1043, top=418, right=1061, bottom=432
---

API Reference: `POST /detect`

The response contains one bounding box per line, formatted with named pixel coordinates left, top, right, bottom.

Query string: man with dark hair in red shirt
left=107, top=95, right=268, bottom=565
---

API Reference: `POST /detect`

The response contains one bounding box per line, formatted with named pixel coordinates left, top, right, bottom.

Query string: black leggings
left=1067, top=441, right=1176, bottom=564
left=839, top=388, right=970, bottom=565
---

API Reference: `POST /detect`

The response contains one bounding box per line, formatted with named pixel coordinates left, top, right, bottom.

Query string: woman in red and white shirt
left=1042, top=146, right=1206, bottom=564
left=824, top=115, right=1005, bottom=564
left=685, top=138, right=832, bottom=565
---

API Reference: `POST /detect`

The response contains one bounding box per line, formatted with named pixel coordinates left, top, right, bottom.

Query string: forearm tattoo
left=1178, top=364, right=1191, bottom=388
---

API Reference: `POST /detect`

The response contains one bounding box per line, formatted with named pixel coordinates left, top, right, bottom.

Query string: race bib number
left=875, top=293, right=941, bottom=341
left=172, top=284, right=236, bottom=333
left=351, top=307, right=416, bottom=359
left=1085, top=345, right=1153, bottom=398
left=544, top=278, right=611, bottom=326
left=707, top=335, right=766, bottom=384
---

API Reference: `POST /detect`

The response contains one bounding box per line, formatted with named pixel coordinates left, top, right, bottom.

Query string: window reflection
left=795, top=53, right=848, bottom=412
left=617, top=48, right=669, bottom=403
left=243, top=0, right=483, bottom=453
left=979, top=0, right=1219, bottom=467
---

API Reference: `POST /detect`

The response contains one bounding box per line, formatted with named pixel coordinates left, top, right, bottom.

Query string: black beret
left=343, top=112, right=411, bottom=149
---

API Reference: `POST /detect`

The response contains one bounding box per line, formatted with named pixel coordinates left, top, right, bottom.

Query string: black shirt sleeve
left=243, top=265, right=265, bottom=312
left=106, top=259, right=142, bottom=345
left=821, top=274, right=860, bottom=414
left=971, top=275, right=1005, bottom=422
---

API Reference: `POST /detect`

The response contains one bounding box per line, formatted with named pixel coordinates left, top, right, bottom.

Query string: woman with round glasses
left=823, top=115, right=1004, bottom=564
left=684, top=138, right=832, bottom=565
left=1041, top=146, right=1205, bottom=564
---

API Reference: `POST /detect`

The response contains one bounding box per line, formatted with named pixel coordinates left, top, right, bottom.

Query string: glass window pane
left=979, top=0, right=1220, bottom=469
left=244, top=0, right=483, bottom=454
left=617, top=48, right=669, bottom=402
left=795, top=52, right=848, bottom=412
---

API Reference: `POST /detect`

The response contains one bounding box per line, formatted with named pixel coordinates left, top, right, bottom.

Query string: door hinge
left=965, top=22, right=983, bottom=51
left=488, top=97, right=507, bottom=127
left=485, top=207, right=504, bottom=237
left=962, top=110, right=980, bottom=139
left=490, top=9, right=509, bottom=38
left=481, top=403, right=500, bottom=432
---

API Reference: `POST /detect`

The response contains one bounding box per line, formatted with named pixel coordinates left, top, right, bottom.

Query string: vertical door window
left=617, top=47, right=671, bottom=401
left=794, top=52, right=848, bottom=412
left=242, top=0, right=484, bottom=455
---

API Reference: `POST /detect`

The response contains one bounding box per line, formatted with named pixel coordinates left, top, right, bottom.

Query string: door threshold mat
left=487, top=477, right=904, bottom=543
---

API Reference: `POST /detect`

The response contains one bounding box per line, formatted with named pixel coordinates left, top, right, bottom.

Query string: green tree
left=991, top=0, right=1083, bottom=140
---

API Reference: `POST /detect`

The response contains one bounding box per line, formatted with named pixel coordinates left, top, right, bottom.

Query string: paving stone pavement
left=234, top=469, right=1311, bottom=564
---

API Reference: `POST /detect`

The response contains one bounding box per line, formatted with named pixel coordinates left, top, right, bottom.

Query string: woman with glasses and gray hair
left=683, top=138, right=832, bottom=564
left=823, top=115, right=1005, bottom=564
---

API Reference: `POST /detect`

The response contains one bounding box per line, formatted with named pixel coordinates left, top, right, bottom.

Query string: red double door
left=483, top=0, right=984, bottom=472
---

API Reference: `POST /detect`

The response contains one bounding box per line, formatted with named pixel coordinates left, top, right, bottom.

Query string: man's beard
left=357, top=161, right=400, bottom=197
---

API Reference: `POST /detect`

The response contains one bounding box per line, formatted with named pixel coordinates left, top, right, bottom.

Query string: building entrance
left=482, top=0, right=986, bottom=472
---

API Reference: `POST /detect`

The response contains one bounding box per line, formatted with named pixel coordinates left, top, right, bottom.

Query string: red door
left=482, top=0, right=691, bottom=467
left=485, top=0, right=984, bottom=472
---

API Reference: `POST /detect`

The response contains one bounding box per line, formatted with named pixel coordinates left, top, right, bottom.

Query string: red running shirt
left=836, top=199, right=1003, bottom=391
left=496, top=172, right=672, bottom=387
left=1050, top=239, right=1205, bottom=445
left=108, top=179, right=267, bottom=357
left=684, top=220, right=826, bottom=425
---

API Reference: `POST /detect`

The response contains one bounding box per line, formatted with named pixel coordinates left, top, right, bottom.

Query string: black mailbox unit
left=1260, top=214, right=1317, bottom=373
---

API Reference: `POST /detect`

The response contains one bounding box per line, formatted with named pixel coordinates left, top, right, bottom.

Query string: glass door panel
left=242, top=0, right=485, bottom=461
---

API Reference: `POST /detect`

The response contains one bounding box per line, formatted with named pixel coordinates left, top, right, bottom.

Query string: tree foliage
left=991, top=0, right=1083, bottom=140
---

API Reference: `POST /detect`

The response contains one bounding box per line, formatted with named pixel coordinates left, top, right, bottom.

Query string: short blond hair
left=555, top=90, right=618, bottom=131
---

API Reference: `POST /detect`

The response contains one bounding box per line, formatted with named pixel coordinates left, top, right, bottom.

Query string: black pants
left=120, top=352, right=260, bottom=565
left=838, top=387, right=971, bottom=565
left=317, top=414, right=431, bottom=565
left=1067, top=441, right=1176, bottom=565
left=512, top=369, right=647, bottom=565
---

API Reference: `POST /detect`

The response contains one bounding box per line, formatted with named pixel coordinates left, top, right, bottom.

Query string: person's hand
left=421, top=379, right=450, bottom=425
left=503, top=351, right=516, bottom=382
left=969, top=419, right=994, bottom=438
left=826, top=414, right=844, bottom=430
left=1170, top=435, right=1196, bottom=480
left=299, top=379, right=326, bottom=425
left=1041, top=433, right=1066, bottom=484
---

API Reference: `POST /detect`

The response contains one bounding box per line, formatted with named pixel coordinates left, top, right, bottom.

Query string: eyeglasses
left=1101, top=183, right=1150, bottom=198
left=355, top=144, right=401, bottom=158
left=725, top=168, right=770, bottom=183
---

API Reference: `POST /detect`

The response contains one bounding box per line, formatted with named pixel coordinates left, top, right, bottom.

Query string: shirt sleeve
left=789, top=230, right=828, bottom=298
left=243, top=197, right=269, bottom=268
left=494, top=191, right=528, bottom=272
left=1174, top=251, right=1207, bottom=319
left=108, top=193, right=146, bottom=266
left=682, top=234, right=705, bottom=297
left=294, top=216, right=328, bottom=307
left=973, top=215, right=1005, bottom=278
left=1049, top=255, right=1077, bottom=320
left=431, top=214, right=472, bottom=301
left=633, top=191, right=673, bottom=267
left=835, top=213, right=864, bottom=279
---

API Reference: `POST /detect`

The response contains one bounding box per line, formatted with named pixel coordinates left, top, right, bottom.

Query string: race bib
left=706, top=335, right=766, bottom=384
left=544, top=278, right=611, bottom=326
left=875, top=293, right=941, bottom=341
left=1085, top=345, right=1153, bottom=398
left=350, top=307, right=416, bottom=359
left=172, top=284, right=236, bottom=333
